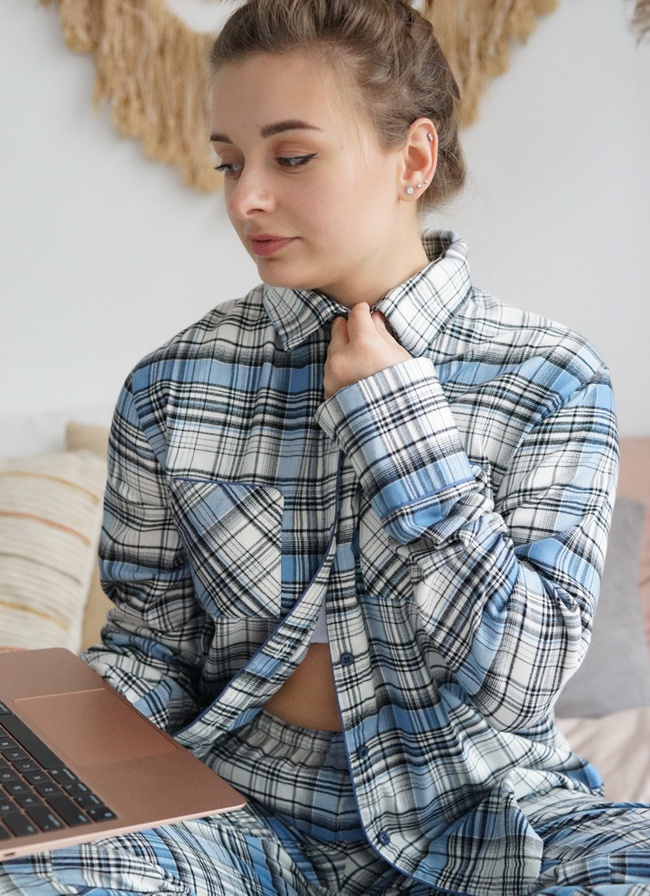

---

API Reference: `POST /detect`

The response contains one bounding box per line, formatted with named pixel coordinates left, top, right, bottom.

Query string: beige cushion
left=0, top=451, right=107, bottom=652
left=65, top=421, right=110, bottom=458
left=65, top=422, right=112, bottom=651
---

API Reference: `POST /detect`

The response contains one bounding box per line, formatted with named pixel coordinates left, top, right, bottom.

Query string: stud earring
left=427, top=133, right=434, bottom=142
left=416, top=183, right=422, bottom=189
left=405, top=186, right=415, bottom=196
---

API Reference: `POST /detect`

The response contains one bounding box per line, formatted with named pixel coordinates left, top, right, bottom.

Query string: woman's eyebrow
left=260, top=120, right=322, bottom=138
left=210, top=120, right=322, bottom=144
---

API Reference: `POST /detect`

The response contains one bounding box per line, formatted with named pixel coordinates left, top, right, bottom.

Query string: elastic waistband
left=243, top=709, right=346, bottom=757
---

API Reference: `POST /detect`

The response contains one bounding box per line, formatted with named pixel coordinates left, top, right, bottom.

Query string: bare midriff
left=264, top=643, right=342, bottom=731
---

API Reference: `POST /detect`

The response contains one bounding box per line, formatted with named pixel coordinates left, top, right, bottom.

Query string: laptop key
left=22, top=769, right=52, bottom=785
left=76, top=792, right=103, bottom=810
left=86, top=805, right=117, bottom=822
left=12, top=758, right=40, bottom=775
left=0, top=796, right=17, bottom=816
left=65, top=780, right=90, bottom=797
left=3, top=779, right=31, bottom=797
left=14, top=792, right=43, bottom=810
left=48, top=767, right=78, bottom=785
left=3, top=812, right=38, bottom=837
left=47, top=795, right=90, bottom=827
left=35, top=780, right=65, bottom=800
left=26, top=804, right=64, bottom=833
left=3, top=748, right=28, bottom=764
left=0, top=733, right=18, bottom=751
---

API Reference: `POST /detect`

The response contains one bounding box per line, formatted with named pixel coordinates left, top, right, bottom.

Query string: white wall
left=1, top=0, right=649, bottom=442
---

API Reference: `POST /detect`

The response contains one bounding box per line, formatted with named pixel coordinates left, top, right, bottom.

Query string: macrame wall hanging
left=41, top=0, right=564, bottom=193
left=632, top=0, right=650, bottom=39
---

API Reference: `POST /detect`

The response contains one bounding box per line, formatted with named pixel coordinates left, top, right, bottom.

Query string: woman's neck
left=322, top=238, right=430, bottom=310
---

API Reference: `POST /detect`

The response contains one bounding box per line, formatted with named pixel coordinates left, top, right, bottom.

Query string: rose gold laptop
left=0, top=648, right=245, bottom=861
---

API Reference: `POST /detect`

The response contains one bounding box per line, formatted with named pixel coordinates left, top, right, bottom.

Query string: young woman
left=4, top=1, right=650, bottom=894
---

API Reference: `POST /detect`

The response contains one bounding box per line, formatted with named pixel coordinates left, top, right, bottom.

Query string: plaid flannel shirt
left=86, top=231, right=619, bottom=896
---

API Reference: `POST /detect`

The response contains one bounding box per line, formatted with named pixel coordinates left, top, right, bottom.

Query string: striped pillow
left=0, top=451, right=107, bottom=652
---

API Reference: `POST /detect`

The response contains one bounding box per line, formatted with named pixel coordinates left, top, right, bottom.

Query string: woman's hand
left=323, top=303, right=412, bottom=399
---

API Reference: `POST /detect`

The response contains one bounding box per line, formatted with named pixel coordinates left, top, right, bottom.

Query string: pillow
left=0, top=451, right=107, bottom=653
left=65, top=422, right=113, bottom=651
left=554, top=496, right=650, bottom=718
left=65, top=421, right=110, bottom=458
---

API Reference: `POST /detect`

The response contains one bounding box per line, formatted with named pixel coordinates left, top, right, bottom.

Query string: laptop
left=0, top=647, right=245, bottom=861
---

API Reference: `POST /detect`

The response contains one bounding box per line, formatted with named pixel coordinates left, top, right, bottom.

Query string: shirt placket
left=176, top=449, right=344, bottom=753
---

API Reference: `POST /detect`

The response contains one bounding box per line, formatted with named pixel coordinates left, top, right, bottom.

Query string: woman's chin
left=256, top=264, right=316, bottom=293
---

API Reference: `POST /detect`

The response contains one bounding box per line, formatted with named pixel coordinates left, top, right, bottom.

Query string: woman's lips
left=249, top=236, right=296, bottom=257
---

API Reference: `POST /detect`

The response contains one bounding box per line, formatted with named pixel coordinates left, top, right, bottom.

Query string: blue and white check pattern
left=79, top=231, right=621, bottom=895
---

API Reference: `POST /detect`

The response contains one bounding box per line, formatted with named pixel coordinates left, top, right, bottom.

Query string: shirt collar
left=262, top=230, right=471, bottom=354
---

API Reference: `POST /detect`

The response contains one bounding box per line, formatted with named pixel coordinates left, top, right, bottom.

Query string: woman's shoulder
left=425, top=233, right=608, bottom=386
left=460, top=286, right=610, bottom=386
left=128, top=284, right=272, bottom=379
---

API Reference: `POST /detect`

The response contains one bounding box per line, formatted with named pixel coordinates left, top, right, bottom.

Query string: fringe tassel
left=41, top=0, right=219, bottom=192
left=423, top=0, right=560, bottom=127
left=41, top=0, right=559, bottom=193
left=632, top=0, right=650, bottom=39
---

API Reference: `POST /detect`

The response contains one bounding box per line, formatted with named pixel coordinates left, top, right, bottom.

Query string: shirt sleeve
left=82, top=378, right=212, bottom=733
left=315, top=354, right=619, bottom=732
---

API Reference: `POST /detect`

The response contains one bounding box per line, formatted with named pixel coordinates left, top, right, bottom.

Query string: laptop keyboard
left=0, top=700, right=117, bottom=842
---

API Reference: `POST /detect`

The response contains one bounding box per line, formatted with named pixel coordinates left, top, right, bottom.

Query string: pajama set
left=4, top=231, right=650, bottom=896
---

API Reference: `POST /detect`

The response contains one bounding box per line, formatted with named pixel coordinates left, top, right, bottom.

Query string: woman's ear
left=400, top=118, right=438, bottom=200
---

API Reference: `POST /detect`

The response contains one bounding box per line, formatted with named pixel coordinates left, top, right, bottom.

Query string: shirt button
left=356, top=744, right=369, bottom=761
left=378, top=831, right=391, bottom=846
left=339, top=652, right=355, bottom=667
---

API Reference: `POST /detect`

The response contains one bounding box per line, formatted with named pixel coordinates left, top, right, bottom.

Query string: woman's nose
left=226, top=168, right=274, bottom=220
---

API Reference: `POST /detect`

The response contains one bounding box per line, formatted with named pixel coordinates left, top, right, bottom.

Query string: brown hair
left=210, top=0, right=466, bottom=210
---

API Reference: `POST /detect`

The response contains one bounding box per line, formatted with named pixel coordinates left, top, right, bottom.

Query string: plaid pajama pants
left=2, top=710, right=650, bottom=896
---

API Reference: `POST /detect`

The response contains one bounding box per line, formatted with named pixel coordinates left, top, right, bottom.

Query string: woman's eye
left=278, top=153, right=317, bottom=169
left=213, top=153, right=317, bottom=178
left=214, top=162, right=243, bottom=179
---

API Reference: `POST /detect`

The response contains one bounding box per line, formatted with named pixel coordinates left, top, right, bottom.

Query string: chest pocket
left=168, top=478, right=283, bottom=618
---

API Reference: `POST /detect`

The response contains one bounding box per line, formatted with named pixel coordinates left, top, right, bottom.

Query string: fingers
left=371, top=310, right=402, bottom=350
left=346, top=302, right=375, bottom=340
left=324, top=305, right=412, bottom=400
left=370, top=310, right=389, bottom=336
left=329, top=315, right=349, bottom=348
left=332, top=305, right=389, bottom=343
left=324, top=317, right=347, bottom=400
left=345, top=303, right=396, bottom=352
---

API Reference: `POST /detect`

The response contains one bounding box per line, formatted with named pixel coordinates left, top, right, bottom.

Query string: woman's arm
left=83, top=378, right=213, bottom=733
left=316, top=353, right=618, bottom=733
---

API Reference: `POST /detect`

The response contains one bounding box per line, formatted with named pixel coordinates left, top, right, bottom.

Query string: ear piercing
left=427, top=133, right=434, bottom=142
left=406, top=179, right=430, bottom=195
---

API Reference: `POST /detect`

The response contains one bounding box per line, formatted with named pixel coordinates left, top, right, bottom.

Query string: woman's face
left=210, top=52, right=421, bottom=308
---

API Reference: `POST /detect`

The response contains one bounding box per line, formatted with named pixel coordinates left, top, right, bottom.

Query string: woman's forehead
left=210, top=51, right=364, bottom=141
